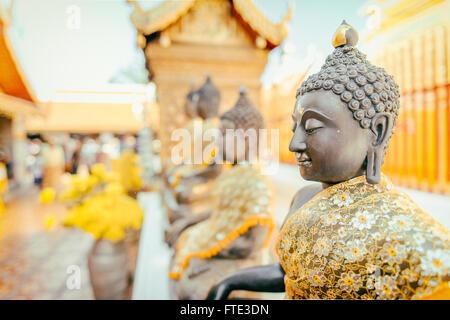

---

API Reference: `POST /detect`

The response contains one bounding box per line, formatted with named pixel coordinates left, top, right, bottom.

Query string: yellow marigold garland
left=169, top=215, right=274, bottom=280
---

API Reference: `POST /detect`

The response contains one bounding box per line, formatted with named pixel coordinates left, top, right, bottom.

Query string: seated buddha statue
left=162, top=84, right=200, bottom=222
left=206, top=21, right=450, bottom=300
left=167, top=75, right=222, bottom=206
left=167, top=87, right=276, bottom=300
left=163, top=76, right=222, bottom=223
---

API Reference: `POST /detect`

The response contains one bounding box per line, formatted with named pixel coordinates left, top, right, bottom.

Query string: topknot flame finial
left=239, top=85, right=247, bottom=96
left=332, top=20, right=358, bottom=48
left=205, top=72, right=212, bottom=82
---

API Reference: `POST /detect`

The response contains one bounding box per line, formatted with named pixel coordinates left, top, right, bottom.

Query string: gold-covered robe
left=277, top=175, right=450, bottom=300
left=169, top=164, right=275, bottom=280
left=168, top=117, right=221, bottom=188
left=182, top=117, right=220, bottom=167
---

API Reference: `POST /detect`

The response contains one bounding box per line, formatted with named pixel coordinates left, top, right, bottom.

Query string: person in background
left=95, top=136, right=110, bottom=168
left=0, top=148, right=8, bottom=214
left=29, top=138, right=44, bottom=188
left=41, top=138, right=65, bottom=189
left=71, top=138, right=82, bottom=174
left=80, top=136, right=99, bottom=170
left=0, top=147, right=13, bottom=180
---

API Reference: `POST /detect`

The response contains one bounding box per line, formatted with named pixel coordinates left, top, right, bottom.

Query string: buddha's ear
left=366, top=112, right=393, bottom=184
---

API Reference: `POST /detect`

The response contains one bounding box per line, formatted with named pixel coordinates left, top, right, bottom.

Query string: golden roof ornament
left=332, top=20, right=359, bottom=48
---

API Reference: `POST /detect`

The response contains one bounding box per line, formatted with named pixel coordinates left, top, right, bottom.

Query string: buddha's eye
left=304, top=118, right=324, bottom=135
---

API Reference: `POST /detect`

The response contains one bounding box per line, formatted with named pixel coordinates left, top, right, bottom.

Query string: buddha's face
left=185, top=93, right=198, bottom=119
left=289, top=89, right=373, bottom=184
left=198, top=96, right=220, bottom=120
left=220, top=119, right=255, bottom=163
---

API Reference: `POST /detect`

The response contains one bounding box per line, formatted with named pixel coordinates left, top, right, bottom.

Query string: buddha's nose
left=289, top=128, right=306, bottom=153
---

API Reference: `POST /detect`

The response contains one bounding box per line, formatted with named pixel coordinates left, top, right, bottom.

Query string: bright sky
left=4, top=0, right=370, bottom=100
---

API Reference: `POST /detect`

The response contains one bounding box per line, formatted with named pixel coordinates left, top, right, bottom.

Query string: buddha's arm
left=206, top=184, right=323, bottom=300
left=165, top=210, right=212, bottom=247
left=184, top=163, right=220, bottom=180
left=162, top=186, right=192, bottom=223
left=216, top=226, right=266, bottom=259
left=170, top=164, right=219, bottom=186
left=206, top=264, right=285, bottom=300
left=176, top=185, right=212, bottom=204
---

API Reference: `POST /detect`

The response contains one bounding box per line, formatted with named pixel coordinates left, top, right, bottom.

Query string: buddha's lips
left=296, top=152, right=312, bottom=167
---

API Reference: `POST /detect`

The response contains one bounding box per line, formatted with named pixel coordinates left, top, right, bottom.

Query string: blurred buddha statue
left=167, top=87, right=276, bottom=300
left=163, top=75, right=222, bottom=223
left=207, top=21, right=450, bottom=300
left=173, top=74, right=221, bottom=187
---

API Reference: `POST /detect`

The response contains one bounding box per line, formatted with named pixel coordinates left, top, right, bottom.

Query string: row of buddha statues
left=159, top=22, right=450, bottom=300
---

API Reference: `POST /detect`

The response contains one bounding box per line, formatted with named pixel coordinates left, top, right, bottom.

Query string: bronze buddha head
left=196, top=74, right=221, bottom=120
left=289, top=21, right=400, bottom=185
left=220, top=86, right=265, bottom=163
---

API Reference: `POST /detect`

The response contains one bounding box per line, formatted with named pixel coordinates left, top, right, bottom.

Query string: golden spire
left=332, top=20, right=359, bottom=48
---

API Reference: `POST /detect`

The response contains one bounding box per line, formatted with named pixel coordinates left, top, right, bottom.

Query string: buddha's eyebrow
left=300, top=109, right=333, bottom=123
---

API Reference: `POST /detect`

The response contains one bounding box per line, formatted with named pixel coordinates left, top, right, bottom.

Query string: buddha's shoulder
left=282, top=184, right=323, bottom=227
left=290, top=184, right=322, bottom=213
left=384, top=189, right=449, bottom=233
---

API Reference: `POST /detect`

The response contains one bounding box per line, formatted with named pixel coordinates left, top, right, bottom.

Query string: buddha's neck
left=321, top=182, right=335, bottom=189
left=320, top=171, right=366, bottom=190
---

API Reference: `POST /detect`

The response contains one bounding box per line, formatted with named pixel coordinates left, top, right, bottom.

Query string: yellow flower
left=62, top=191, right=144, bottom=241
left=71, top=175, right=88, bottom=193
left=91, top=163, right=107, bottom=180
left=105, top=172, right=120, bottom=183
left=0, top=198, right=5, bottom=214
left=59, top=187, right=77, bottom=201
left=40, top=187, right=55, bottom=204
left=103, top=226, right=125, bottom=242
left=111, top=150, right=143, bottom=192
left=105, top=182, right=124, bottom=195
left=44, top=214, right=56, bottom=230
left=86, top=175, right=100, bottom=189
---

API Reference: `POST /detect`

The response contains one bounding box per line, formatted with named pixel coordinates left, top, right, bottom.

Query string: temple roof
left=0, top=3, right=40, bottom=118
left=364, top=0, right=448, bottom=41
left=26, top=86, right=159, bottom=133
left=0, top=4, right=36, bottom=103
left=127, top=0, right=291, bottom=47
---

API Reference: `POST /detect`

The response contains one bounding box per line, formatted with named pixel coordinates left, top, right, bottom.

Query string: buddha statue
left=167, top=87, right=276, bottom=300
left=166, top=76, right=219, bottom=183
left=196, top=74, right=221, bottom=120
left=163, top=76, right=222, bottom=223
left=162, top=83, right=202, bottom=222
left=206, top=21, right=450, bottom=300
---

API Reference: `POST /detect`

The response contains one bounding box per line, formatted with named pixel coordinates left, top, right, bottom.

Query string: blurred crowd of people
left=26, top=133, right=138, bottom=190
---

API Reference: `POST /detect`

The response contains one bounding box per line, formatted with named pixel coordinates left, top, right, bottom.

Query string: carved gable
left=165, top=0, right=254, bottom=47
